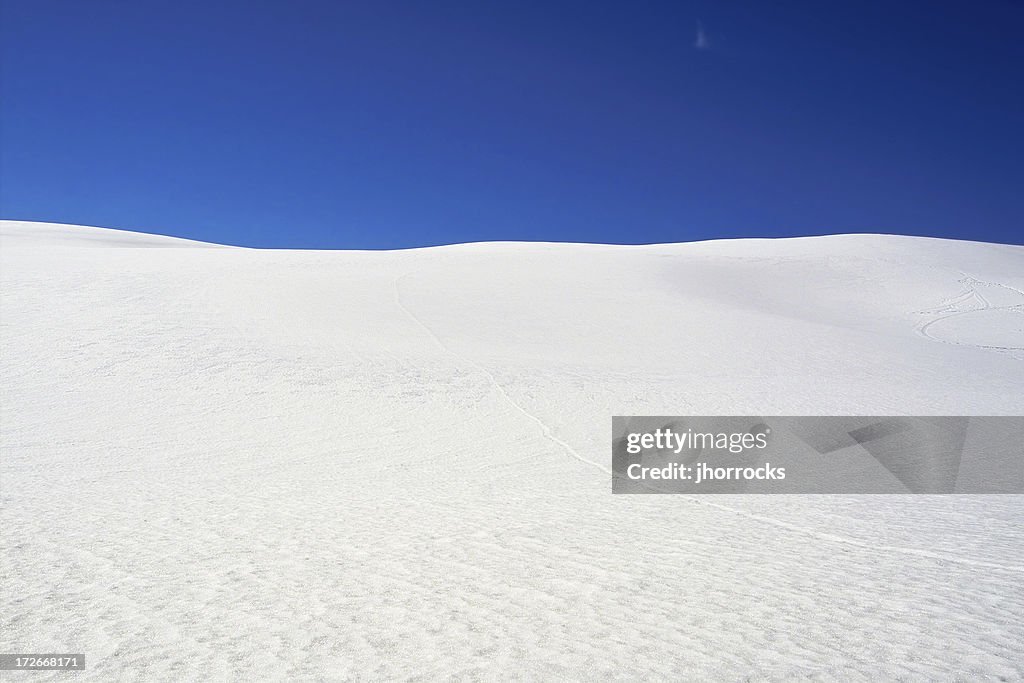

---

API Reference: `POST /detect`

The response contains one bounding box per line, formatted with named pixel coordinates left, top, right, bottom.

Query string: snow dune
left=2, top=220, right=1022, bottom=680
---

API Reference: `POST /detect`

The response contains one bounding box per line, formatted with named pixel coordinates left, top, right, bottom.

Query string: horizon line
left=2, top=218, right=1021, bottom=251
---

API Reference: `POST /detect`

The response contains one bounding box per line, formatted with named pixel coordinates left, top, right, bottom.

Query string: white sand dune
left=1, top=219, right=1022, bottom=680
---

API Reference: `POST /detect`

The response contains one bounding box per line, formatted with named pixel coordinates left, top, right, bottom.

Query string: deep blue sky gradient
left=2, top=0, right=1022, bottom=248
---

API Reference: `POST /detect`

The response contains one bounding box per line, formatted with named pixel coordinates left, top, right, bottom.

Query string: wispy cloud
left=694, top=20, right=710, bottom=50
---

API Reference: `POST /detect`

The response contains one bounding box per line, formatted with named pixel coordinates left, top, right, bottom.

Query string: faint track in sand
left=682, top=496, right=1024, bottom=574
left=394, top=272, right=612, bottom=475
left=630, top=477, right=1024, bottom=574
left=915, top=273, right=1024, bottom=353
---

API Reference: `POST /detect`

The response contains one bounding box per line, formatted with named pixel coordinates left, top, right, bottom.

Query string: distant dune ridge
left=2, top=220, right=1022, bottom=680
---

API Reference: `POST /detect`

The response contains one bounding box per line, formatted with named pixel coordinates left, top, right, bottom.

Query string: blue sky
left=1, top=0, right=1021, bottom=248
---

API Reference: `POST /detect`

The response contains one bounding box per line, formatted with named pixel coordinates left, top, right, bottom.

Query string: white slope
left=1, top=219, right=1022, bottom=681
